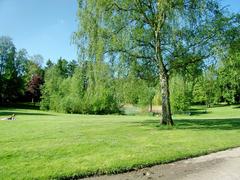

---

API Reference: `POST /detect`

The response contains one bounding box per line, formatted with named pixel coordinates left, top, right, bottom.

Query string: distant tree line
left=0, top=28, right=239, bottom=114
left=0, top=3, right=239, bottom=120
left=0, top=36, right=44, bottom=105
left=40, top=57, right=156, bottom=114
left=74, top=0, right=240, bottom=125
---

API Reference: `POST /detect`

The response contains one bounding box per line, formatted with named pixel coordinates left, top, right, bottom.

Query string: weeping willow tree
left=74, top=0, right=228, bottom=125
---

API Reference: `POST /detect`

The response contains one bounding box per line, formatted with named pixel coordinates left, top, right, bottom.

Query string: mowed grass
left=0, top=105, right=240, bottom=179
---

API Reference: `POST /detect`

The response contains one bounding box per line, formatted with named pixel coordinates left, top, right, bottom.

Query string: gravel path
left=84, top=147, right=240, bottom=180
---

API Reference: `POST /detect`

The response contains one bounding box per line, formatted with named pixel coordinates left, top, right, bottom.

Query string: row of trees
left=0, top=36, right=44, bottom=105
left=40, top=39, right=240, bottom=115
left=40, top=58, right=154, bottom=114
left=73, top=0, right=240, bottom=125
left=1, top=24, right=239, bottom=117
left=1, top=0, right=239, bottom=126
left=0, top=36, right=153, bottom=114
left=171, top=13, right=240, bottom=111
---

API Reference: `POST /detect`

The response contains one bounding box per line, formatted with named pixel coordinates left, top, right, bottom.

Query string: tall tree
left=0, top=36, right=22, bottom=104
left=217, top=14, right=240, bottom=104
left=75, top=0, right=228, bottom=125
left=67, top=60, right=78, bottom=77
left=45, top=59, right=54, bottom=69
left=27, top=74, right=43, bottom=104
left=15, top=49, right=28, bottom=77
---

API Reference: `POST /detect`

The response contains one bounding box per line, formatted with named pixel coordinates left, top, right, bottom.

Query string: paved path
left=85, top=147, right=240, bottom=180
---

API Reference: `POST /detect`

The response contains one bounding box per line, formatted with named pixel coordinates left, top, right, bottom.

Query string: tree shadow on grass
left=233, top=105, right=240, bottom=109
left=0, top=103, right=40, bottom=110
left=0, top=104, right=56, bottom=116
left=187, top=108, right=209, bottom=116
left=0, top=111, right=55, bottom=116
left=133, top=118, right=240, bottom=130
left=177, top=110, right=209, bottom=116
left=175, top=118, right=240, bottom=130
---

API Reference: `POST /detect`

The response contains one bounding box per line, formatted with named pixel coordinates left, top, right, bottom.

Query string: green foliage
left=80, top=62, right=120, bottom=114
left=217, top=40, right=240, bottom=104
left=41, top=60, right=120, bottom=114
left=170, top=75, right=191, bottom=113
left=74, top=0, right=231, bottom=124
left=193, top=66, right=219, bottom=107
left=190, top=14, right=240, bottom=106
left=116, top=76, right=152, bottom=106
left=0, top=36, right=27, bottom=103
left=1, top=3, right=238, bottom=120
left=112, top=58, right=158, bottom=107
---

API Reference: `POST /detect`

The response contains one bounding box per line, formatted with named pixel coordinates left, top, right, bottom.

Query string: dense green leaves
left=1, top=3, right=239, bottom=117
left=40, top=60, right=120, bottom=114
left=0, top=36, right=25, bottom=103
left=74, top=0, right=232, bottom=124
left=0, top=36, right=46, bottom=105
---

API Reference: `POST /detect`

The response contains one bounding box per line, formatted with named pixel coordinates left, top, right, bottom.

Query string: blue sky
left=0, top=0, right=239, bottom=63
left=222, top=0, right=240, bottom=13
left=0, top=0, right=78, bottom=62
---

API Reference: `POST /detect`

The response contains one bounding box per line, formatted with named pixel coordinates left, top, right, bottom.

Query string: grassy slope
left=0, top=105, right=240, bottom=179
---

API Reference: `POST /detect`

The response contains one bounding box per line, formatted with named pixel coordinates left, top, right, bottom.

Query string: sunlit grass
left=0, top=105, right=240, bottom=179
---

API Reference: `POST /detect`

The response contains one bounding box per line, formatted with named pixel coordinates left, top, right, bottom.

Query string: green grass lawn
left=0, top=105, right=240, bottom=179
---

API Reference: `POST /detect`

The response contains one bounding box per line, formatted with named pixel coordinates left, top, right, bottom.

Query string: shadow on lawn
left=0, top=111, right=55, bottom=116
left=0, top=103, right=55, bottom=116
left=135, top=118, right=240, bottom=130
left=0, top=103, right=40, bottom=110
left=233, top=106, right=240, bottom=109
left=180, top=110, right=209, bottom=116
left=187, top=108, right=209, bottom=116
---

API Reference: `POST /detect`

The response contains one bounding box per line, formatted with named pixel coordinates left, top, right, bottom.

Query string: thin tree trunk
left=160, top=72, right=174, bottom=125
left=149, top=99, right=153, bottom=112
left=32, top=97, right=34, bottom=105
left=154, top=19, right=174, bottom=125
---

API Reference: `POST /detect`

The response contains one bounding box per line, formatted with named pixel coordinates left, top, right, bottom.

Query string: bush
left=170, top=76, right=191, bottom=113
left=40, top=61, right=121, bottom=114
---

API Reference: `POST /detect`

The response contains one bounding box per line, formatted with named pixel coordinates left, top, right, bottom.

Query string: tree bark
left=149, top=99, right=153, bottom=112
left=160, top=72, right=174, bottom=125
left=154, top=14, right=174, bottom=125
left=32, top=97, right=35, bottom=106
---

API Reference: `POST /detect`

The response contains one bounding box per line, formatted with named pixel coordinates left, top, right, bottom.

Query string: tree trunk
left=149, top=99, right=153, bottom=112
left=32, top=97, right=35, bottom=106
left=160, top=72, right=174, bottom=125
left=154, top=25, right=173, bottom=125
